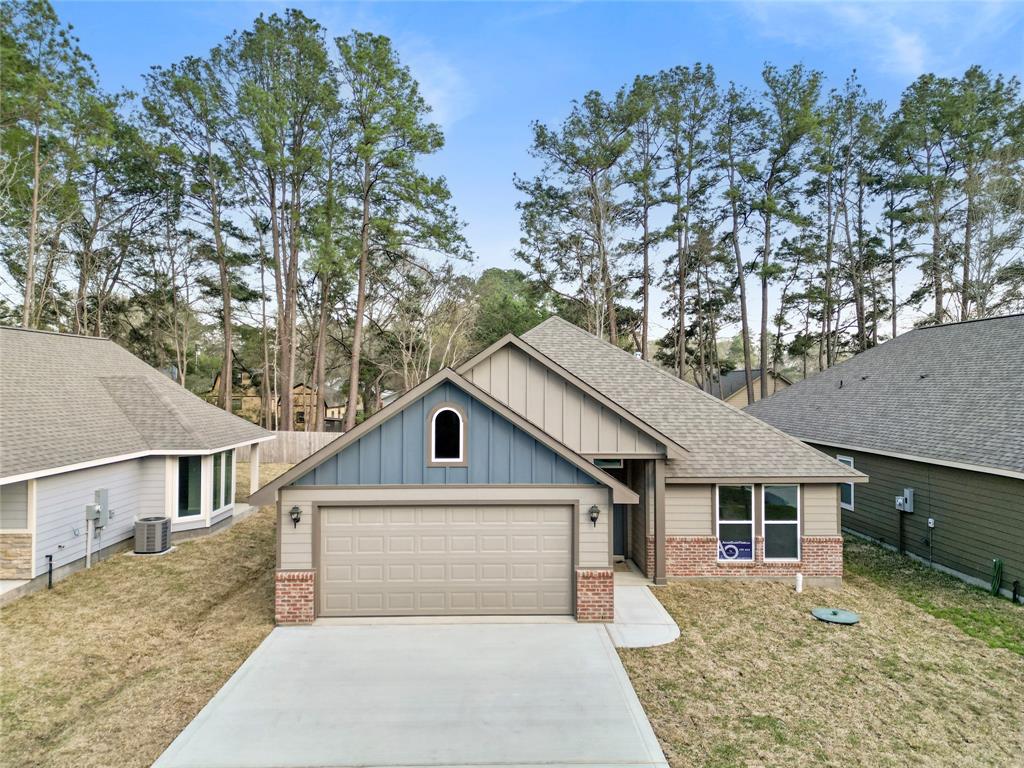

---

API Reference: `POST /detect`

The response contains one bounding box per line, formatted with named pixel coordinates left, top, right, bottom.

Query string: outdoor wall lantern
left=289, top=506, right=303, bottom=528
left=589, top=505, right=601, bottom=527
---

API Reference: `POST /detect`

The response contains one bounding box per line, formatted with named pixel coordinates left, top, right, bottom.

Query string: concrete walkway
left=153, top=623, right=668, bottom=768
left=605, top=586, right=681, bottom=648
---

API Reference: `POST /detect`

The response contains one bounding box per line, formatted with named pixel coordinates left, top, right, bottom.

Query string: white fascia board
left=0, top=435, right=275, bottom=486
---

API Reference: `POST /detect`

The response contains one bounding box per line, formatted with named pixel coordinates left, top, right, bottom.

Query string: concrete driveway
left=153, top=622, right=667, bottom=768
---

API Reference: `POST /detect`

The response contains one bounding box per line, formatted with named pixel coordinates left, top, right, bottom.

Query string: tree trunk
left=23, top=125, right=42, bottom=328
left=641, top=203, right=650, bottom=360
left=344, top=161, right=372, bottom=432
left=730, top=197, right=755, bottom=405
left=312, top=273, right=330, bottom=431
left=961, top=166, right=974, bottom=321
left=889, top=194, right=898, bottom=339
left=759, top=213, right=771, bottom=399
left=269, top=174, right=292, bottom=431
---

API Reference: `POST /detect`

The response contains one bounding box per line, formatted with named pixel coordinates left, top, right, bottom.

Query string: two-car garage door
left=319, top=504, right=573, bottom=617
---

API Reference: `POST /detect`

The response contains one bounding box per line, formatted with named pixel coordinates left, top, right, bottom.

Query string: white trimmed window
left=430, top=407, right=464, bottom=463
left=716, top=485, right=754, bottom=561
left=211, top=450, right=234, bottom=512
left=837, top=456, right=855, bottom=511
left=763, top=484, right=800, bottom=561
left=177, top=457, right=202, bottom=517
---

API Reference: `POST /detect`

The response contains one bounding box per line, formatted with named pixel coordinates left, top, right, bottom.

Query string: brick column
left=576, top=568, right=614, bottom=622
left=275, top=570, right=315, bottom=624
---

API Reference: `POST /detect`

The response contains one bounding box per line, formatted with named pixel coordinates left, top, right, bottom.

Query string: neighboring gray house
left=746, top=314, right=1023, bottom=599
left=701, top=369, right=792, bottom=407
left=252, top=317, right=863, bottom=624
left=0, top=327, right=273, bottom=599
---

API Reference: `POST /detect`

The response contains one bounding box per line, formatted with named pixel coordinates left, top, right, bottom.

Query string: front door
left=613, top=504, right=627, bottom=558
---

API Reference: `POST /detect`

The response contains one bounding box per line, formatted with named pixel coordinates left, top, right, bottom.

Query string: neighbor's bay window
left=177, top=457, right=202, bottom=517
left=211, top=450, right=234, bottom=512
left=763, top=485, right=800, bottom=561
left=716, top=485, right=754, bottom=561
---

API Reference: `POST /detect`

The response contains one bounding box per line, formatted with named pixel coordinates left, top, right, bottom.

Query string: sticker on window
left=718, top=539, right=753, bottom=561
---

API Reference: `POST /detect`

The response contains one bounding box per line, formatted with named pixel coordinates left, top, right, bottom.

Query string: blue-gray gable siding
left=294, top=382, right=597, bottom=487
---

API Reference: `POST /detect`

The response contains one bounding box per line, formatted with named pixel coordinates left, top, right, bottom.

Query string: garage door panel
left=319, top=504, right=573, bottom=617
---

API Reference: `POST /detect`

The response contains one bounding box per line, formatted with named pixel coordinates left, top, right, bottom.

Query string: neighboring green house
left=746, top=314, right=1023, bottom=600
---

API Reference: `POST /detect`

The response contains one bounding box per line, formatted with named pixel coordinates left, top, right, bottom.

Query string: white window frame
left=715, top=484, right=754, bottom=563
left=211, top=450, right=235, bottom=515
left=430, top=406, right=464, bottom=464
left=173, top=455, right=204, bottom=520
left=837, top=455, right=855, bottom=511
left=762, top=484, right=801, bottom=562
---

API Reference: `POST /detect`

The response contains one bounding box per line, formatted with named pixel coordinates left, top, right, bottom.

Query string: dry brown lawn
left=4, top=473, right=1022, bottom=768
left=0, top=463, right=289, bottom=768
left=620, top=542, right=1024, bottom=768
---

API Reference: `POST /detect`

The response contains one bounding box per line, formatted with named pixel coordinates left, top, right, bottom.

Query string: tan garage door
left=319, top=504, right=573, bottom=617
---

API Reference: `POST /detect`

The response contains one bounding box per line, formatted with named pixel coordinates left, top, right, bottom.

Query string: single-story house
left=746, top=314, right=1023, bottom=600
left=0, top=327, right=273, bottom=599
left=251, top=317, right=864, bottom=624
left=702, top=369, right=792, bottom=407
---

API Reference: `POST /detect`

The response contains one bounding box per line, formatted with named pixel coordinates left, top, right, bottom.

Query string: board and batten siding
left=665, top=483, right=840, bottom=537
left=464, top=344, right=663, bottom=456
left=294, top=382, right=597, bottom=487
left=33, top=457, right=165, bottom=576
left=279, top=485, right=612, bottom=571
left=813, top=444, right=1023, bottom=592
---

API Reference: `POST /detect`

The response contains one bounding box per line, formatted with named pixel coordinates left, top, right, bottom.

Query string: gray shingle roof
left=520, top=317, right=861, bottom=480
left=745, top=314, right=1024, bottom=476
left=1, top=327, right=271, bottom=481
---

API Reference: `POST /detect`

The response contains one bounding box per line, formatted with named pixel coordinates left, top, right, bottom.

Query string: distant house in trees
left=205, top=367, right=345, bottom=432
left=702, top=369, right=792, bottom=407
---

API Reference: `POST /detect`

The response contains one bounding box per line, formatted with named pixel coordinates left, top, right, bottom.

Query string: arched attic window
left=429, top=405, right=465, bottom=465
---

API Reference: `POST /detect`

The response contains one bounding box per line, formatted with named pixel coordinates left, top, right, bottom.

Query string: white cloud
left=741, top=1, right=1021, bottom=79
left=401, top=41, right=476, bottom=131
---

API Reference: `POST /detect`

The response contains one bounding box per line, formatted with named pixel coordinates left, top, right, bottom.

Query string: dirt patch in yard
left=620, top=543, right=1024, bottom=768
left=0, top=463, right=290, bottom=768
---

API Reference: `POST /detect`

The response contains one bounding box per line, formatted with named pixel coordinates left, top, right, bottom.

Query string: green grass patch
left=844, top=536, right=1024, bottom=656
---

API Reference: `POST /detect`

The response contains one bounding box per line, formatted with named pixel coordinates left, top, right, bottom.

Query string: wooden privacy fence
left=236, top=431, right=340, bottom=464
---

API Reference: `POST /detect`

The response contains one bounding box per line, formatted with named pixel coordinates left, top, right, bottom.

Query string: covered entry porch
left=599, top=457, right=665, bottom=585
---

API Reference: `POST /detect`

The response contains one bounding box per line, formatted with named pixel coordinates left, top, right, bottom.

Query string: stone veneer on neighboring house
left=664, top=535, right=844, bottom=584
left=0, top=533, right=32, bottom=579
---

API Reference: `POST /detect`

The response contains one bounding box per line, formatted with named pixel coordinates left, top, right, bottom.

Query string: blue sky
left=55, top=1, right=1024, bottom=337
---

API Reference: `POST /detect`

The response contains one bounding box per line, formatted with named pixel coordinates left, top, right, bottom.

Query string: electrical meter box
left=895, top=488, right=914, bottom=513
left=88, top=489, right=110, bottom=528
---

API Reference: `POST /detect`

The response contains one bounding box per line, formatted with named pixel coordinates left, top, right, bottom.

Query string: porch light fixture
left=289, top=506, right=302, bottom=528
left=589, top=505, right=601, bottom=527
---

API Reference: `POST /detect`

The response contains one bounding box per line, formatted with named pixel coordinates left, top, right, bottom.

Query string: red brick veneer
left=665, top=536, right=843, bottom=579
left=275, top=570, right=315, bottom=624
left=576, top=568, right=614, bottom=622
left=645, top=535, right=656, bottom=579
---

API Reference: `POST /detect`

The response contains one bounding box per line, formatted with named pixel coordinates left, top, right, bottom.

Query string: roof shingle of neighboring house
left=702, top=369, right=790, bottom=399
left=0, top=327, right=270, bottom=481
left=520, top=317, right=860, bottom=480
left=744, top=314, right=1024, bottom=477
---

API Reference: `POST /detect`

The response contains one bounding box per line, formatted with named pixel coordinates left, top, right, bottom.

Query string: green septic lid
left=811, top=607, right=860, bottom=625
